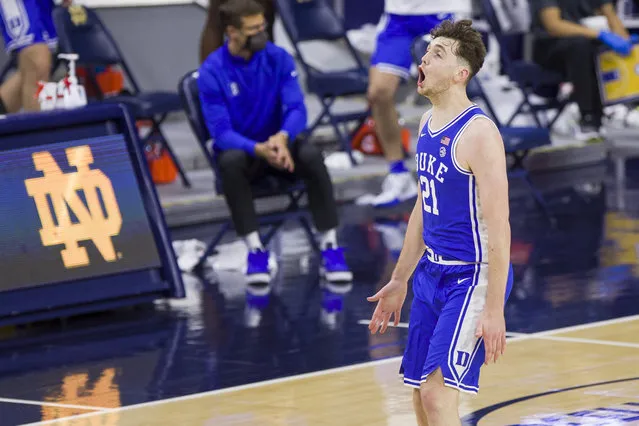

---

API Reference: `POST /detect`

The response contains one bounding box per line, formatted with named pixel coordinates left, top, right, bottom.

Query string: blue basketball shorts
left=371, top=13, right=454, bottom=79
left=0, top=0, right=57, bottom=53
left=400, top=254, right=514, bottom=394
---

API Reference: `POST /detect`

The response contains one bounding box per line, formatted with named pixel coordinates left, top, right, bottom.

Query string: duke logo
left=24, top=146, right=123, bottom=269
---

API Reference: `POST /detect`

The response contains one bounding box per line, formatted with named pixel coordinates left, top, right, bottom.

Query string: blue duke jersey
left=400, top=104, right=512, bottom=394
left=416, top=104, right=490, bottom=263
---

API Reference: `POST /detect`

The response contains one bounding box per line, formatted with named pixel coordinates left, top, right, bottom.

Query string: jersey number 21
left=420, top=175, right=440, bottom=216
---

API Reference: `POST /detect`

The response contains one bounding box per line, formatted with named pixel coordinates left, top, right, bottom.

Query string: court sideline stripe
left=0, top=397, right=107, bottom=411
left=358, top=320, right=639, bottom=348
left=21, top=313, right=639, bottom=426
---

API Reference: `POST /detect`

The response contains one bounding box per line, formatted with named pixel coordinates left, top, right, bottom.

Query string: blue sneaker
left=320, top=246, right=353, bottom=292
left=246, top=249, right=271, bottom=295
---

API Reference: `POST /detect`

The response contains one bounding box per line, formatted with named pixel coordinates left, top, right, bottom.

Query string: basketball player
left=0, top=0, right=69, bottom=113
left=367, top=20, right=513, bottom=425
left=365, top=0, right=472, bottom=208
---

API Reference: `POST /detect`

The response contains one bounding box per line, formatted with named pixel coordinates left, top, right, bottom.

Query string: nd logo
left=24, top=145, right=123, bottom=269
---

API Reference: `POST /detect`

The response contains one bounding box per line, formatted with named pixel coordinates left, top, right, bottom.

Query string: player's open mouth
left=418, top=67, right=425, bottom=87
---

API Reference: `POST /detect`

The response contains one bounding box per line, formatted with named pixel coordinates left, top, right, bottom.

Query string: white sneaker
left=371, top=172, right=418, bottom=208
left=574, top=124, right=603, bottom=143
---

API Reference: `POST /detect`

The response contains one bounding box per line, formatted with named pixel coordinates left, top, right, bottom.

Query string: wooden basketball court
left=24, top=314, right=639, bottom=426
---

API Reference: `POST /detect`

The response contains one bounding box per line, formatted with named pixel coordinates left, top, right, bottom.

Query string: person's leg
left=418, top=262, right=514, bottom=423
left=0, top=0, right=52, bottom=112
left=17, top=43, right=52, bottom=111
left=0, top=72, right=23, bottom=113
left=367, top=13, right=452, bottom=207
left=366, top=14, right=417, bottom=208
left=216, top=149, right=271, bottom=290
left=217, top=149, right=260, bottom=239
left=290, top=141, right=338, bottom=235
left=533, top=37, right=603, bottom=139
left=399, top=259, right=442, bottom=420
left=368, top=67, right=404, bottom=163
left=412, top=388, right=430, bottom=426
left=420, top=368, right=460, bottom=426
left=290, top=141, right=353, bottom=285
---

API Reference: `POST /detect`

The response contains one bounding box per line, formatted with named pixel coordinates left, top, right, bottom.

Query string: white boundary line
left=518, top=334, right=639, bottom=349
left=19, top=313, right=639, bottom=425
left=0, top=397, right=106, bottom=411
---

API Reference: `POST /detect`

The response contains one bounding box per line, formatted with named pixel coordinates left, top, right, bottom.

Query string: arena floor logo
left=462, top=377, right=639, bottom=425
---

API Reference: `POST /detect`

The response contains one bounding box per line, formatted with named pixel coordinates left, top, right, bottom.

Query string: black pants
left=533, top=37, right=603, bottom=127
left=216, top=142, right=339, bottom=237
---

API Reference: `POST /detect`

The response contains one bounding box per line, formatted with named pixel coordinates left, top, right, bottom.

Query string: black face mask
left=244, top=30, right=268, bottom=53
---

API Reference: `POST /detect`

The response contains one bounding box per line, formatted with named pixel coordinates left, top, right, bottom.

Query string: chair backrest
left=53, top=5, right=122, bottom=65
left=480, top=0, right=530, bottom=69
left=276, top=0, right=346, bottom=42
left=177, top=70, right=215, bottom=170
left=53, top=5, right=140, bottom=95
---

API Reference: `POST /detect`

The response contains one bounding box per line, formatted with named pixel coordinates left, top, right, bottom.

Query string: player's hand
left=366, top=279, right=407, bottom=334
left=475, top=308, right=506, bottom=365
left=254, top=142, right=280, bottom=167
left=267, top=132, right=294, bottom=172
left=61, top=0, right=73, bottom=6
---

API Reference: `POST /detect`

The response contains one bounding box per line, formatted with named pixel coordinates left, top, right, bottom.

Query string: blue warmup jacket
left=198, top=42, right=308, bottom=156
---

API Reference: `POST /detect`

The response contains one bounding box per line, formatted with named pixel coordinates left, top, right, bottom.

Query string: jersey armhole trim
left=451, top=114, right=494, bottom=176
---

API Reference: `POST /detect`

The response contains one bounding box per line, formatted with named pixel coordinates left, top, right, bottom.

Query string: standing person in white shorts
left=366, top=0, right=472, bottom=208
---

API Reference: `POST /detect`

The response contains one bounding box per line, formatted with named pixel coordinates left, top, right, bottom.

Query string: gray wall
left=0, top=4, right=207, bottom=93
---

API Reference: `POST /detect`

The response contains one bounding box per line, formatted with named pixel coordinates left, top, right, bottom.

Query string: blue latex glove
left=630, top=34, right=639, bottom=45
left=598, top=31, right=632, bottom=56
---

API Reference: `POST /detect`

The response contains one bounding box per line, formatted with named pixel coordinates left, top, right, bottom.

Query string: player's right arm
left=389, top=110, right=430, bottom=282
left=367, top=111, right=429, bottom=334
left=389, top=187, right=425, bottom=283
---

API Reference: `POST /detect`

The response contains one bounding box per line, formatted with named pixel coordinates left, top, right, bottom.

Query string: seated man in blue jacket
left=198, top=0, right=352, bottom=295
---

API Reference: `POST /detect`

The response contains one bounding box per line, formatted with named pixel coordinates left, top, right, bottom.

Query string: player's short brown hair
left=430, top=19, right=486, bottom=81
left=220, top=0, right=264, bottom=30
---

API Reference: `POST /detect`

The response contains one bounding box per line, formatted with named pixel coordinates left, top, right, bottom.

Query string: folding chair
left=410, top=35, right=552, bottom=220
left=178, top=70, right=320, bottom=271
left=52, top=5, right=191, bottom=188
left=275, top=0, right=369, bottom=164
left=480, top=0, right=569, bottom=129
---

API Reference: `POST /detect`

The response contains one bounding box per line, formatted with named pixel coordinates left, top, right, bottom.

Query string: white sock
left=244, top=231, right=263, bottom=251
left=319, top=228, right=337, bottom=250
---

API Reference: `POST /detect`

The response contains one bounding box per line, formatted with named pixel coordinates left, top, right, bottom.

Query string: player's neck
left=429, top=90, right=474, bottom=130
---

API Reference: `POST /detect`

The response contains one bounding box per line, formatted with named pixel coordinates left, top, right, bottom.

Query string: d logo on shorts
left=455, top=350, right=470, bottom=368
left=24, top=145, right=123, bottom=269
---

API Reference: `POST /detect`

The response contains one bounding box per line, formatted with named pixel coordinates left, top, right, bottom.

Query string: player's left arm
left=457, top=117, right=510, bottom=364
left=597, top=2, right=630, bottom=39
left=278, top=52, right=308, bottom=143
